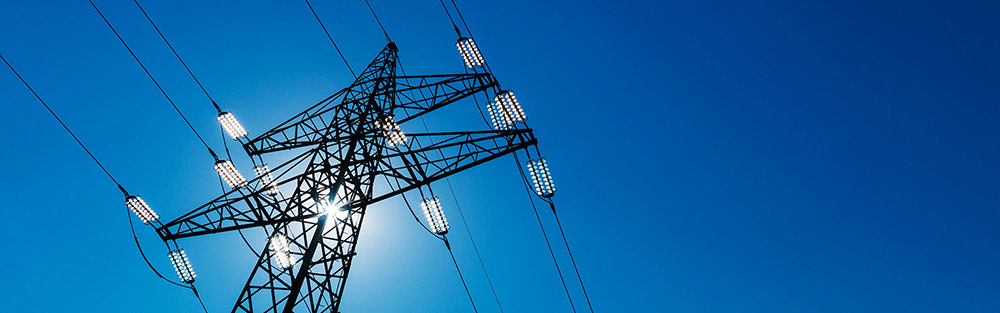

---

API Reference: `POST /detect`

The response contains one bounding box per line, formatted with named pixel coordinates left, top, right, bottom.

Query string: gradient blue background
left=1, top=0, right=998, bottom=312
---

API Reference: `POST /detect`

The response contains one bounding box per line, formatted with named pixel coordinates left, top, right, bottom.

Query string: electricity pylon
left=155, top=43, right=538, bottom=313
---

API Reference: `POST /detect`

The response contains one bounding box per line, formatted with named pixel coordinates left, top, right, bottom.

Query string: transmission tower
left=3, top=1, right=593, bottom=312
left=153, top=42, right=538, bottom=312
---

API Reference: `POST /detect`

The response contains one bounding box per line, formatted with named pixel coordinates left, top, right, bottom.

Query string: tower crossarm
left=244, top=72, right=494, bottom=156
left=159, top=43, right=400, bottom=242
left=158, top=126, right=533, bottom=238
left=366, top=128, right=537, bottom=206
left=241, top=88, right=351, bottom=156
left=388, top=73, right=496, bottom=124
left=244, top=44, right=400, bottom=156
left=154, top=150, right=325, bottom=240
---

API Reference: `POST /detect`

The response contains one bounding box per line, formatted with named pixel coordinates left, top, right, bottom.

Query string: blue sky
left=1, top=0, right=998, bottom=312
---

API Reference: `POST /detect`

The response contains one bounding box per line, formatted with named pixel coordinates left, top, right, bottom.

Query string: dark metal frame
left=155, top=43, right=536, bottom=313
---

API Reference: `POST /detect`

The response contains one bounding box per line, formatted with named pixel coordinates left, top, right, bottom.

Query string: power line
left=4, top=44, right=210, bottom=313
left=88, top=0, right=217, bottom=159
left=439, top=2, right=593, bottom=310
left=525, top=145, right=596, bottom=312
left=395, top=57, right=506, bottom=312
left=129, top=209, right=209, bottom=313
left=131, top=0, right=221, bottom=111
left=437, top=0, right=462, bottom=36
left=191, top=285, right=210, bottom=313
left=444, top=180, right=506, bottom=313
left=304, top=0, right=356, bottom=78
left=446, top=0, right=498, bottom=81
left=375, top=156, right=484, bottom=313
left=385, top=145, right=490, bottom=313
left=445, top=238, right=480, bottom=313
left=126, top=207, right=190, bottom=289
left=395, top=58, right=505, bottom=311
left=132, top=0, right=264, bottom=174
left=1, top=50, right=125, bottom=193
left=547, top=199, right=595, bottom=313
left=64, top=2, right=581, bottom=309
left=449, top=0, right=474, bottom=38
left=513, top=153, right=578, bottom=313
left=516, top=151, right=596, bottom=313
left=361, top=0, right=391, bottom=42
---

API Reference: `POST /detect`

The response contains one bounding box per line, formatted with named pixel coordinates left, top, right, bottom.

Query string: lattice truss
left=153, top=43, right=537, bottom=313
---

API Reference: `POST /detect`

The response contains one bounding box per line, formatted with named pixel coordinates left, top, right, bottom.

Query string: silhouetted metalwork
left=155, top=43, right=537, bottom=313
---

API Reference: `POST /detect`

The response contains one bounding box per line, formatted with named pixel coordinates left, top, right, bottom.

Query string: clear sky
left=1, top=0, right=998, bottom=312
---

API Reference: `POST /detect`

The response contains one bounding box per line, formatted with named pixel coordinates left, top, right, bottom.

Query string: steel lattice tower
left=154, top=43, right=538, bottom=312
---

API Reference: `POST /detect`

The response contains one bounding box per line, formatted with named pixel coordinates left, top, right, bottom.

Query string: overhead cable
left=362, top=0, right=391, bottom=42
left=132, top=0, right=220, bottom=110
left=304, top=0, right=357, bottom=78
left=88, top=0, right=218, bottom=159
left=1, top=50, right=126, bottom=192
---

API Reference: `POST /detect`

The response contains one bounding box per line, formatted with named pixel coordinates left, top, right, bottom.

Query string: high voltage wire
left=449, top=0, right=474, bottom=39
left=131, top=0, right=221, bottom=111
left=88, top=2, right=219, bottom=310
left=413, top=183, right=482, bottom=313
left=397, top=56, right=507, bottom=311
left=304, top=0, right=356, bottom=78
left=404, top=57, right=507, bottom=311
left=444, top=0, right=498, bottom=83
left=9, top=1, right=587, bottom=311
left=513, top=154, right=579, bottom=313
left=394, top=55, right=503, bottom=313
left=377, top=120, right=481, bottom=313
left=548, top=199, right=596, bottom=313
left=88, top=0, right=218, bottom=159
left=439, top=1, right=596, bottom=311
left=3, top=49, right=209, bottom=312
left=131, top=0, right=262, bottom=260
left=355, top=2, right=503, bottom=310
left=131, top=0, right=272, bottom=175
left=126, top=205, right=193, bottom=289
left=362, top=0, right=391, bottom=43
left=437, top=0, right=463, bottom=36
left=444, top=179, right=506, bottom=313
left=0, top=50, right=124, bottom=192
left=443, top=10, right=579, bottom=313
left=446, top=238, right=480, bottom=313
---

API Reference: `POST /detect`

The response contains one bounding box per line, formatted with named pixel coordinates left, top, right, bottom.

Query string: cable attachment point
left=421, top=196, right=450, bottom=235
left=526, top=157, right=556, bottom=198
left=126, top=194, right=161, bottom=224
left=218, top=111, right=249, bottom=140
left=215, top=159, right=249, bottom=188
left=457, top=37, right=486, bottom=68
left=168, top=248, right=197, bottom=284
